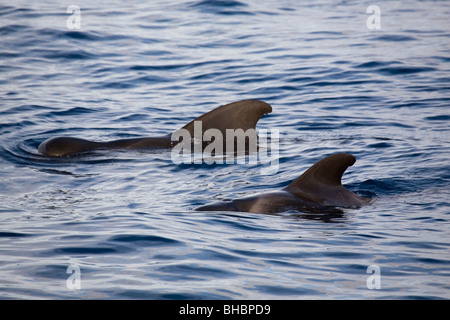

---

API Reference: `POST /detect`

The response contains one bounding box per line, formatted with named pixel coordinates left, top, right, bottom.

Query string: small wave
left=52, top=247, right=119, bottom=255
left=155, top=263, right=236, bottom=280
left=47, top=107, right=100, bottom=117
left=378, top=66, right=436, bottom=76
left=353, top=60, right=435, bottom=75
left=40, top=48, right=96, bottom=61
left=358, top=178, right=419, bottom=196
left=367, top=142, right=393, bottom=149
left=374, top=34, right=418, bottom=42
left=33, top=27, right=130, bottom=43
left=353, top=60, right=400, bottom=69
left=3, top=104, right=52, bottom=116
left=0, top=232, right=32, bottom=238
left=190, top=0, right=254, bottom=15
left=0, top=24, right=30, bottom=35
left=190, top=0, right=247, bottom=9
left=1, top=135, right=135, bottom=170
left=424, top=115, right=450, bottom=121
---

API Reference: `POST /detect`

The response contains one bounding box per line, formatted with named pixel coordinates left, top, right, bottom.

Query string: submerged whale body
left=196, top=153, right=370, bottom=214
left=38, top=100, right=272, bottom=156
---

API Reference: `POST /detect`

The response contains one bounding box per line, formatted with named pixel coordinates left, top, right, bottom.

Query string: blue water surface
left=0, top=0, right=449, bottom=299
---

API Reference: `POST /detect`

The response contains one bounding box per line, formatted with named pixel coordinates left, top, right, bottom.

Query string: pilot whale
left=38, top=100, right=272, bottom=156
left=196, top=153, right=370, bottom=214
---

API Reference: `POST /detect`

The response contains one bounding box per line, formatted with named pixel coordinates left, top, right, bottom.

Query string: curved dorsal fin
left=285, top=153, right=356, bottom=190
left=177, top=99, right=272, bottom=135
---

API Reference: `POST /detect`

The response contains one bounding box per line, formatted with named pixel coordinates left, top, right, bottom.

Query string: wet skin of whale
left=196, top=153, right=370, bottom=214
left=38, top=99, right=272, bottom=156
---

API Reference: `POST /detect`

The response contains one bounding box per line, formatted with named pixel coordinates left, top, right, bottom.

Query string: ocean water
left=0, top=0, right=449, bottom=299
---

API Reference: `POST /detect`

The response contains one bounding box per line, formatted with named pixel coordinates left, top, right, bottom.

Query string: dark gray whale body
left=196, top=153, right=370, bottom=214
left=38, top=100, right=272, bottom=156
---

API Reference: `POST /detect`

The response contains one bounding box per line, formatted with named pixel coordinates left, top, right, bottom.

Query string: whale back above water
left=196, top=153, right=370, bottom=214
left=38, top=99, right=272, bottom=157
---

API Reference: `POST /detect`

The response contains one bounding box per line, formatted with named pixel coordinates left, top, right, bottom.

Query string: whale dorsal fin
left=177, top=99, right=272, bottom=135
left=284, top=153, right=369, bottom=207
left=285, top=153, right=356, bottom=191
